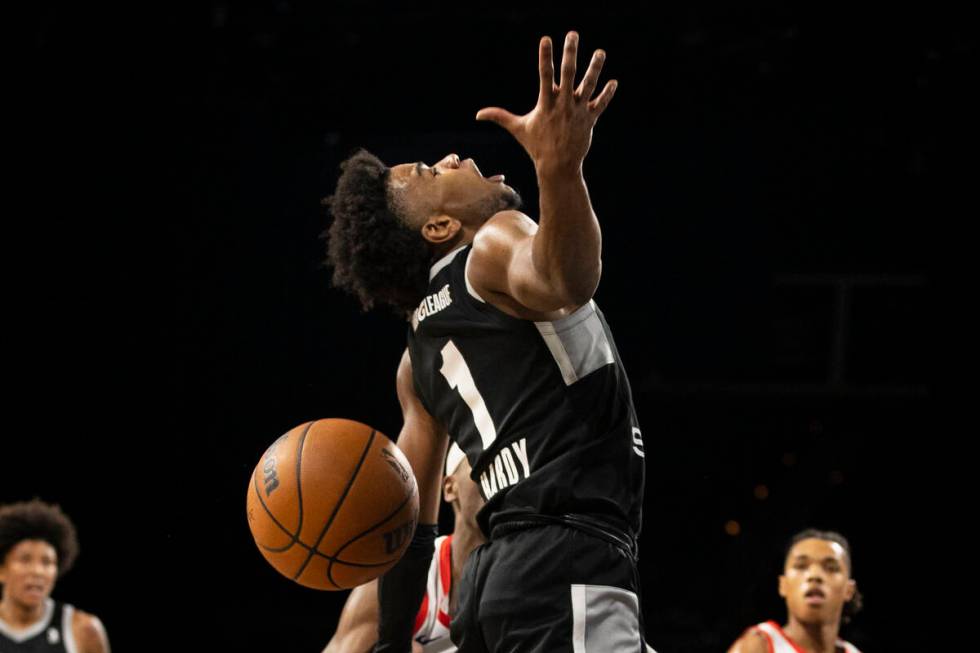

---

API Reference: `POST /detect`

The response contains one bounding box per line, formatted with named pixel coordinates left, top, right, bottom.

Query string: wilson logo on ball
left=262, top=434, right=287, bottom=496
left=263, top=457, right=280, bottom=495
left=382, top=520, right=415, bottom=555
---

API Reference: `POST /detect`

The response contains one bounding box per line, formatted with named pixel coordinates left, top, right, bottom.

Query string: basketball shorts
left=450, top=521, right=646, bottom=653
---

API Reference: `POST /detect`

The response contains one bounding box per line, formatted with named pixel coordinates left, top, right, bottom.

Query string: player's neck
left=429, top=230, right=474, bottom=262
left=450, top=522, right=484, bottom=575
left=782, top=616, right=840, bottom=653
left=0, top=596, right=47, bottom=629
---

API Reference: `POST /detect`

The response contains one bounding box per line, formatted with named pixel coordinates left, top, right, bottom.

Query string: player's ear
left=844, top=578, right=856, bottom=601
left=443, top=474, right=458, bottom=503
left=421, top=215, right=461, bottom=245
left=777, top=574, right=788, bottom=599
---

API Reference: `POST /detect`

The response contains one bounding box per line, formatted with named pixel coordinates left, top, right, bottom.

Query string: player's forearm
left=533, top=162, right=602, bottom=306
left=324, top=625, right=376, bottom=653
left=374, top=523, right=437, bottom=653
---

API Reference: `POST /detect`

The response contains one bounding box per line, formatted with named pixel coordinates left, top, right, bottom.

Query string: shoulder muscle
left=469, top=211, right=536, bottom=288
left=72, top=610, right=110, bottom=653
left=469, top=210, right=578, bottom=314
left=728, top=630, right=769, bottom=653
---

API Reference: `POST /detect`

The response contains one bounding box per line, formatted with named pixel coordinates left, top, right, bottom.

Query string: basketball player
left=325, top=31, right=646, bottom=652
left=0, top=499, right=110, bottom=653
left=324, top=444, right=485, bottom=653
left=727, top=529, right=863, bottom=653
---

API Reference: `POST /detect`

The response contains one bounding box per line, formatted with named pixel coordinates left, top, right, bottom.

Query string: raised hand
left=475, top=31, right=618, bottom=174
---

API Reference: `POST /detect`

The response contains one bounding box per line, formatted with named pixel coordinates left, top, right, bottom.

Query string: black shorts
left=450, top=520, right=646, bottom=653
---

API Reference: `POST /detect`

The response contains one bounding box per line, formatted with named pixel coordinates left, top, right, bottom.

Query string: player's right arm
left=727, top=630, right=769, bottom=653
left=471, top=31, right=618, bottom=313
left=324, top=581, right=380, bottom=653
left=373, top=349, right=449, bottom=653
left=325, top=578, right=423, bottom=653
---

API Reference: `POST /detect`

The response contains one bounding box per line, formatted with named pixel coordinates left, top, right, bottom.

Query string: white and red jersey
left=748, top=621, right=861, bottom=653
left=412, top=535, right=455, bottom=652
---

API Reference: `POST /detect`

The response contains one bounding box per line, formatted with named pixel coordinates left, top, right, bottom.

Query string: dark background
left=9, top=2, right=954, bottom=651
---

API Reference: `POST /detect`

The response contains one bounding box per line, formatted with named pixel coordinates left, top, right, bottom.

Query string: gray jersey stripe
left=63, top=603, right=79, bottom=653
left=535, top=301, right=615, bottom=386
left=570, top=584, right=643, bottom=652
left=0, top=598, right=55, bottom=642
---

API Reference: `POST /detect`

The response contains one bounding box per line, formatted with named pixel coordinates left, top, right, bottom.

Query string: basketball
left=245, top=418, right=419, bottom=590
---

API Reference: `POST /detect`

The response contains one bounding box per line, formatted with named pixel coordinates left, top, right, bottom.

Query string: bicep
left=469, top=213, right=572, bottom=314
left=396, top=350, right=449, bottom=524
left=503, top=235, right=571, bottom=313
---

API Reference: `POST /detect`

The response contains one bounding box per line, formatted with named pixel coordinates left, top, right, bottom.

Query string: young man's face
left=443, top=458, right=485, bottom=532
left=779, top=538, right=856, bottom=626
left=388, top=153, right=521, bottom=232
left=0, top=540, right=58, bottom=609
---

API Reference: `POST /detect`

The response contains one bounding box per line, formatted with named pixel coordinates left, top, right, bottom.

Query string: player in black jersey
left=0, top=500, right=109, bottom=653
left=325, top=31, right=646, bottom=652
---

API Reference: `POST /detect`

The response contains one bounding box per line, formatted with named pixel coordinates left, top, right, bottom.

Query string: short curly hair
left=785, top=528, right=864, bottom=623
left=323, top=148, right=431, bottom=315
left=0, top=499, right=79, bottom=578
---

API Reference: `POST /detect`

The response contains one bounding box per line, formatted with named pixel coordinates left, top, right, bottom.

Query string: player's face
left=388, top=154, right=521, bottom=232
left=0, top=540, right=58, bottom=609
left=778, top=538, right=856, bottom=626
left=444, top=459, right=485, bottom=530
left=454, top=460, right=485, bottom=528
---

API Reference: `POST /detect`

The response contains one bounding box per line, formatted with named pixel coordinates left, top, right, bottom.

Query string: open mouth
left=467, top=159, right=505, bottom=184
left=804, top=587, right=826, bottom=604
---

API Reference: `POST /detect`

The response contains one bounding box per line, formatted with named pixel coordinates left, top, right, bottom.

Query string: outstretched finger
left=538, top=36, right=555, bottom=108
left=475, top=107, right=521, bottom=133
left=558, top=31, right=579, bottom=97
left=589, top=79, right=618, bottom=117
left=575, top=49, right=606, bottom=101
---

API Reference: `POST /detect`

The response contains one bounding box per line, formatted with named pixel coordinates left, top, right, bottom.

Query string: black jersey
left=406, top=245, right=644, bottom=537
left=0, top=600, right=74, bottom=653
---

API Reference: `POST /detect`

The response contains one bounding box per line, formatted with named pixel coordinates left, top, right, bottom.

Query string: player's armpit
left=324, top=581, right=381, bottom=653
left=72, top=611, right=110, bottom=653
left=468, top=211, right=592, bottom=314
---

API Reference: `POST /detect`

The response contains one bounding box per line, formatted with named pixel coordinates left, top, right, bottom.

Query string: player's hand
left=475, top=31, right=617, bottom=174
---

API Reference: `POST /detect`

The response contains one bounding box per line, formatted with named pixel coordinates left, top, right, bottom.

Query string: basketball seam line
left=251, top=421, right=315, bottom=552
left=326, top=483, right=418, bottom=587
left=295, top=420, right=310, bottom=547
left=258, top=537, right=401, bottom=568
left=292, top=429, right=376, bottom=584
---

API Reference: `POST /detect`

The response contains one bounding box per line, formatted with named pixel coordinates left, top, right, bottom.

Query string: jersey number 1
left=440, top=340, right=497, bottom=450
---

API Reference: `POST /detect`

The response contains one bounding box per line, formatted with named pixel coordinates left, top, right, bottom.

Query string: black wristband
left=372, top=524, right=439, bottom=653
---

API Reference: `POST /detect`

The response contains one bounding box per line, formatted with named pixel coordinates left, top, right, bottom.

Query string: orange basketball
left=245, top=418, right=419, bottom=590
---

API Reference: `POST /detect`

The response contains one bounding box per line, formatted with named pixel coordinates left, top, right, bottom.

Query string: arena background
left=9, top=2, right=951, bottom=651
